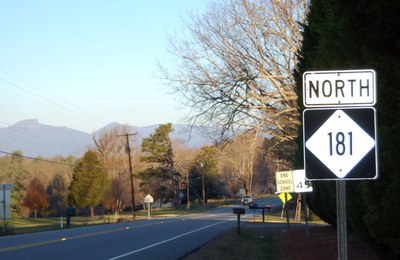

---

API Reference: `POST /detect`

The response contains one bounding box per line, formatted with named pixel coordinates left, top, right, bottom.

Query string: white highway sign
left=276, top=171, right=294, bottom=193
left=303, top=69, right=376, bottom=107
left=303, top=108, right=377, bottom=180
left=293, top=170, right=313, bottom=193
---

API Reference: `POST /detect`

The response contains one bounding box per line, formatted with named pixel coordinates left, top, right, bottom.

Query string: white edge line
left=108, top=219, right=233, bottom=260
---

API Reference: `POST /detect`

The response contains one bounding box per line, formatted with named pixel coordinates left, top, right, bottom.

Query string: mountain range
left=0, top=119, right=212, bottom=158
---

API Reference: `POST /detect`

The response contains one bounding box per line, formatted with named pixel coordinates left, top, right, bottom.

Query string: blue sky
left=0, top=0, right=207, bottom=133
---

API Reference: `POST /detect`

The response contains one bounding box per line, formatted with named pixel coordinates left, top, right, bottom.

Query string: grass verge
left=0, top=199, right=241, bottom=235
left=1, top=197, right=319, bottom=236
left=182, top=227, right=282, bottom=259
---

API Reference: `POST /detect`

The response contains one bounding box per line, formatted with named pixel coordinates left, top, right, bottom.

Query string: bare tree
left=92, top=125, right=130, bottom=176
left=161, top=0, right=308, bottom=145
left=172, top=139, right=197, bottom=208
left=221, top=131, right=262, bottom=194
left=92, top=125, right=131, bottom=212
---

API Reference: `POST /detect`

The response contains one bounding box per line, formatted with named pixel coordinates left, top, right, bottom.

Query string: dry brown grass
left=182, top=224, right=378, bottom=260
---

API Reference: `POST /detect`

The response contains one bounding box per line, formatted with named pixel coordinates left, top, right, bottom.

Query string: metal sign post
left=144, top=194, right=154, bottom=219
left=302, top=69, right=378, bottom=259
left=303, top=193, right=310, bottom=239
left=337, top=181, right=347, bottom=260
left=285, top=192, right=290, bottom=233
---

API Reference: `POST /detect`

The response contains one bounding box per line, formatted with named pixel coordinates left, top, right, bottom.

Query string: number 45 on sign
left=293, top=170, right=313, bottom=193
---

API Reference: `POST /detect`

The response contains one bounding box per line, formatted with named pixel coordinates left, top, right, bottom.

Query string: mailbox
left=233, top=207, right=245, bottom=214
left=66, top=207, right=76, bottom=217
left=66, top=207, right=76, bottom=228
left=233, top=207, right=245, bottom=235
left=248, top=202, right=258, bottom=209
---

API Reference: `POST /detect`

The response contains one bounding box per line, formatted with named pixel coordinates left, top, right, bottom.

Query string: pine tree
left=67, top=150, right=110, bottom=217
left=140, top=123, right=179, bottom=206
left=189, top=145, right=225, bottom=203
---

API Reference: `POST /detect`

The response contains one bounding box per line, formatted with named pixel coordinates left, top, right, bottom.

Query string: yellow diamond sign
left=279, top=193, right=292, bottom=203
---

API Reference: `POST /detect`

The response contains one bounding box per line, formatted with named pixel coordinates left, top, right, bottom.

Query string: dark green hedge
left=294, top=0, right=400, bottom=257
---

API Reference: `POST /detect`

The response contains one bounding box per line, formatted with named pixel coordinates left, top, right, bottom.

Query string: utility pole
left=167, top=143, right=178, bottom=208
left=200, top=162, right=206, bottom=204
left=118, top=133, right=137, bottom=220
left=186, top=169, right=190, bottom=209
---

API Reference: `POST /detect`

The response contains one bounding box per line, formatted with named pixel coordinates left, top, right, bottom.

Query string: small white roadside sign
left=276, top=171, right=294, bottom=193
left=293, top=169, right=313, bottom=193
left=0, top=184, right=13, bottom=220
left=144, top=194, right=154, bottom=204
left=144, top=194, right=154, bottom=219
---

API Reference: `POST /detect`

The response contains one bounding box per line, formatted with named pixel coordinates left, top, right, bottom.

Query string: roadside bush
left=0, top=222, right=15, bottom=236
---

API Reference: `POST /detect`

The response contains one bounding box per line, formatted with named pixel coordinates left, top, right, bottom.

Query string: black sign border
left=303, top=107, right=378, bottom=180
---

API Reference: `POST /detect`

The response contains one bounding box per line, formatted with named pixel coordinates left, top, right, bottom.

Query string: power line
left=0, top=150, right=128, bottom=172
left=0, top=150, right=77, bottom=167
left=0, top=69, right=117, bottom=156
left=0, top=68, right=111, bottom=130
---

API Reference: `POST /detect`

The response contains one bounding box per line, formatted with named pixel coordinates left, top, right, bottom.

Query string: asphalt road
left=0, top=197, right=282, bottom=260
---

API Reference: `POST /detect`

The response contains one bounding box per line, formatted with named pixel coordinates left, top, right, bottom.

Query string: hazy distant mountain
left=0, top=119, right=212, bottom=158
left=0, top=119, right=94, bottom=158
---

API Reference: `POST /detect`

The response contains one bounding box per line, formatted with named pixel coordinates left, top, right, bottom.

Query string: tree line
left=0, top=124, right=287, bottom=218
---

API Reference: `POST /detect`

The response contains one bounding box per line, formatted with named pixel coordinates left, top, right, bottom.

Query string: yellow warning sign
left=279, top=192, right=292, bottom=203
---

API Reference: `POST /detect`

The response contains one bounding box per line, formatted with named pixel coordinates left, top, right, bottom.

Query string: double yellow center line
left=0, top=220, right=174, bottom=253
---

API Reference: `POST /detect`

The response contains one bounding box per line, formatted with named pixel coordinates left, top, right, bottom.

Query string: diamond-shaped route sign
left=306, top=110, right=374, bottom=178
left=303, top=108, right=377, bottom=180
